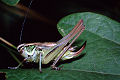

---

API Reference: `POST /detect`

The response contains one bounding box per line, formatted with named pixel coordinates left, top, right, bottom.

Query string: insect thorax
left=17, top=44, right=44, bottom=63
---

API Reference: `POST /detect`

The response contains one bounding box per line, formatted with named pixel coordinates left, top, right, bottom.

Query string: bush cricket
left=0, top=19, right=86, bottom=72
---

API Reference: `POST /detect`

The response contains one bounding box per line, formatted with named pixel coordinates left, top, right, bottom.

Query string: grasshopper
left=0, top=19, right=86, bottom=72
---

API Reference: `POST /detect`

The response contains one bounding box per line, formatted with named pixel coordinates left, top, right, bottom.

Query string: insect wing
left=42, top=20, right=84, bottom=64
left=42, top=43, right=66, bottom=64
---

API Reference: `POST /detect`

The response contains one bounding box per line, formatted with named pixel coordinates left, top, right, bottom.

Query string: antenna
left=19, top=0, right=34, bottom=44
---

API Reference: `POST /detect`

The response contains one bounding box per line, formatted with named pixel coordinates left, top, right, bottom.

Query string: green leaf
left=1, top=0, right=20, bottom=6
left=1, top=69, right=120, bottom=80
left=57, top=12, right=120, bottom=79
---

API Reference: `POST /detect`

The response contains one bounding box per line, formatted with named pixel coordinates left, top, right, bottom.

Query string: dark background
left=0, top=0, right=120, bottom=68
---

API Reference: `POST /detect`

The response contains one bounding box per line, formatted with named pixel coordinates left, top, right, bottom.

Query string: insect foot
left=8, top=67, right=19, bottom=69
left=51, top=65, right=64, bottom=71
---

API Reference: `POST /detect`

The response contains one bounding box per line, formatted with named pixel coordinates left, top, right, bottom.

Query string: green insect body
left=17, top=42, right=78, bottom=63
left=0, top=19, right=86, bottom=72
left=7, top=19, right=86, bottom=72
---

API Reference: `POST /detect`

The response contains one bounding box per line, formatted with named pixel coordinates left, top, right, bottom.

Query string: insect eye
left=28, top=55, right=30, bottom=57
